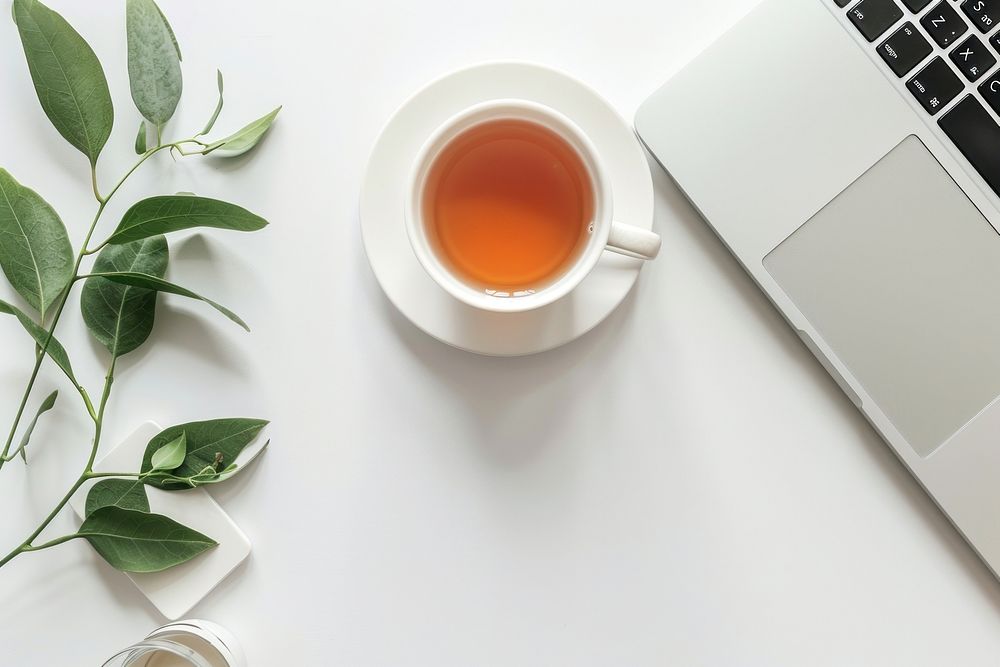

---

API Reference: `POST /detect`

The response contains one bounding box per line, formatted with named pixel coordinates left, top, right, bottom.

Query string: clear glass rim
left=101, top=637, right=215, bottom=667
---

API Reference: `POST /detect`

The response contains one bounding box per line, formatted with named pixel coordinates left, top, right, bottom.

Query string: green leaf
left=126, top=0, right=182, bottom=126
left=199, top=69, right=224, bottom=136
left=135, top=120, right=148, bottom=154
left=77, top=506, right=216, bottom=573
left=206, top=106, right=281, bottom=157
left=141, top=418, right=268, bottom=489
left=0, top=299, right=76, bottom=384
left=150, top=432, right=186, bottom=471
left=85, top=479, right=149, bottom=517
left=106, top=195, right=268, bottom=245
left=9, top=389, right=57, bottom=463
left=88, top=271, right=249, bottom=331
left=81, top=237, right=168, bottom=358
left=0, top=169, right=74, bottom=319
left=12, top=0, right=114, bottom=166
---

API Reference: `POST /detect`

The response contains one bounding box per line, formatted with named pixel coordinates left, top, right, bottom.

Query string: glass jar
left=101, top=638, right=215, bottom=667
left=102, top=620, right=245, bottom=667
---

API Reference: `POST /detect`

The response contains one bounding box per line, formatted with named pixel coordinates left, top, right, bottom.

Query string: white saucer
left=360, top=62, right=654, bottom=356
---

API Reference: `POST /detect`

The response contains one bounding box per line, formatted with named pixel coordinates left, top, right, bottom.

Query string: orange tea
left=422, top=119, right=595, bottom=294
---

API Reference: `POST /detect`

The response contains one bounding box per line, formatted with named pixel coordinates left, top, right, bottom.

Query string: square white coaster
left=69, top=421, right=252, bottom=620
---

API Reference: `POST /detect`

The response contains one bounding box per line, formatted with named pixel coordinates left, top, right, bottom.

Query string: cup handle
left=606, top=222, right=661, bottom=260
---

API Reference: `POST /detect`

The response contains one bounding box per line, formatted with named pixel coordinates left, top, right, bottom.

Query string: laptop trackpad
left=764, top=136, right=1000, bottom=457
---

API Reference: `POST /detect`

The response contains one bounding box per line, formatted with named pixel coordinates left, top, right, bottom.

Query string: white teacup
left=405, top=99, right=660, bottom=313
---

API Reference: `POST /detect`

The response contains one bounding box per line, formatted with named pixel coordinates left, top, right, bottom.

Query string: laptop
left=636, top=0, right=1000, bottom=577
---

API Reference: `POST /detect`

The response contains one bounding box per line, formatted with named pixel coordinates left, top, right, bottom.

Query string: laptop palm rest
left=764, top=135, right=1000, bottom=457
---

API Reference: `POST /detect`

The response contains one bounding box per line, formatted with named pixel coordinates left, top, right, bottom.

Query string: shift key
left=939, top=96, right=1000, bottom=198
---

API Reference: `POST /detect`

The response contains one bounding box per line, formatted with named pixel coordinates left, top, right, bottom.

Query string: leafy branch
left=0, top=0, right=279, bottom=574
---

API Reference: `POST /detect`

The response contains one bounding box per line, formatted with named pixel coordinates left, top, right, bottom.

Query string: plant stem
left=0, top=476, right=85, bottom=568
left=90, top=164, right=102, bottom=202
left=89, top=357, right=116, bottom=471
left=84, top=471, right=143, bottom=480
left=22, top=534, right=80, bottom=552
left=101, top=142, right=173, bottom=206
left=0, top=360, right=116, bottom=569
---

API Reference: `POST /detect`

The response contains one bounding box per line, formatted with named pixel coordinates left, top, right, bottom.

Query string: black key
left=978, top=71, right=1000, bottom=115
left=835, top=0, right=851, bottom=6
left=879, top=22, right=933, bottom=76
left=921, top=1, right=970, bottom=47
left=991, top=31, right=1000, bottom=54
left=939, top=96, right=1000, bottom=197
left=907, top=57, right=965, bottom=114
left=950, top=35, right=997, bottom=80
left=961, top=0, right=1000, bottom=34
left=902, top=0, right=933, bottom=10
left=849, top=0, right=904, bottom=42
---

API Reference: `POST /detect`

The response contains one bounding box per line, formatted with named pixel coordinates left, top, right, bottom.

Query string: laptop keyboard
left=838, top=0, right=1000, bottom=197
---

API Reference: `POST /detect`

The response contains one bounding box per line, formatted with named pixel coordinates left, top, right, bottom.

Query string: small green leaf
left=150, top=432, right=186, bottom=471
left=106, top=195, right=268, bottom=245
left=188, top=439, right=269, bottom=486
left=0, top=169, right=74, bottom=319
left=88, top=271, right=249, bottom=331
left=9, top=389, right=57, bottom=463
left=206, top=106, right=281, bottom=157
left=141, top=418, right=268, bottom=489
left=78, top=506, right=216, bottom=573
left=126, top=0, right=182, bottom=126
left=135, top=120, right=148, bottom=154
left=0, top=299, right=76, bottom=384
left=199, top=70, right=224, bottom=136
left=81, top=237, right=169, bottom=358
left=12, top=0, right=114, bottom=165
left=85, top=479, right=149, bottom=517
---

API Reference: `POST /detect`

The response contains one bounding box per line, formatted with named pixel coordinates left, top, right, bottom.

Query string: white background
left=2, top=0, right=1000, bottom=664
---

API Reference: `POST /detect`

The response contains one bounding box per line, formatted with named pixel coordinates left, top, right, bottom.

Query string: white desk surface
left=2, top=1, right=1000, bottom=664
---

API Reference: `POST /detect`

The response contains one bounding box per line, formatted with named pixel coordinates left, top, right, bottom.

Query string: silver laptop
left=636, top=0, right=1000, bottom=576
